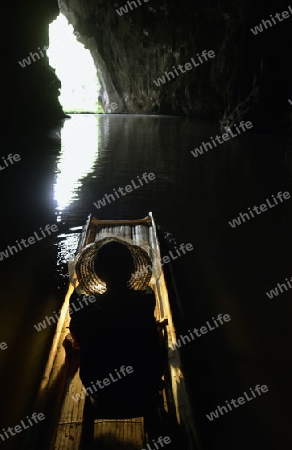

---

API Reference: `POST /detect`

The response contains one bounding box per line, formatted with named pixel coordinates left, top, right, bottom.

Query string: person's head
left=75, top=237, right=153, bottom=295
left=93, top=241, right=134, bottom=289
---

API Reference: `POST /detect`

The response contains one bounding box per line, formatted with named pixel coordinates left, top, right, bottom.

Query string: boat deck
left=28, top=213, right=198, bottom=450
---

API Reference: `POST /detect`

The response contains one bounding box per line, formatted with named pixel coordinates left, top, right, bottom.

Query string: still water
left=0, top=114, right=291, bottom=449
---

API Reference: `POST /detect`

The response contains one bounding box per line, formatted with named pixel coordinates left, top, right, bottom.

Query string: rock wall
left=6, top=0, right=64, bottom=127
left=59, top=0, right=292, bottom=133
left=6, top=0, right=292, bottom=134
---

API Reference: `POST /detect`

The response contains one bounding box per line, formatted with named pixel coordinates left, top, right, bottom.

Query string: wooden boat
left=27, top=212, right=199, bottom=450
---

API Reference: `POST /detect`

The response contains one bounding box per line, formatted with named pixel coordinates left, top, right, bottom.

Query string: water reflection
left=54, top=114, right=101, bottom=218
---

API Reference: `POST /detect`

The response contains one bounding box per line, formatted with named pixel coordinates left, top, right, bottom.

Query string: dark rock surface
left=6, top=0, right=292, bottom=132
left=6, top=1, right=65, bottom=126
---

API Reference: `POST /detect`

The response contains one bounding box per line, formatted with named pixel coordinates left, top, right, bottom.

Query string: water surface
left=0, top=114, right=291, bottom=449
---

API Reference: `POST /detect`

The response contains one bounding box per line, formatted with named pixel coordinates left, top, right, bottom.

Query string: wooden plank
left=93, top=419, right=145, bottom=449
left=54, top=368, right=85, bottom=450
left=91, top=217, right=151, bottom=226
left=132, top=225, right=149, bottom=247
left=87, top=228, right=97, bottom=245
left=42, top=310, right=86, bottom=450
left=94, top=225, right=126, bottom=241
left=123, top=225, right=132, bottom=239
left=111, top=226, right=124, bottom=238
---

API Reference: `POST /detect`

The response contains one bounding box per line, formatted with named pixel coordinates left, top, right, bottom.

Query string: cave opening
left=47, top=13, right=103, bottom=114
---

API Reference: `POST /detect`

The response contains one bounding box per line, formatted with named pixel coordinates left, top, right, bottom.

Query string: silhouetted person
left=69, top=239, right=165, bottom=417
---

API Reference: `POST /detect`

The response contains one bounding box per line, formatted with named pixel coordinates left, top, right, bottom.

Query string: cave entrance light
left=47, top=14, right=103, bottom=113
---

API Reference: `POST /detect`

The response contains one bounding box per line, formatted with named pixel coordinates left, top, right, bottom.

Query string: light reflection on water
left=54, top=114, right=101, bottom=218
left=56, top=232, right=80, bottom=287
